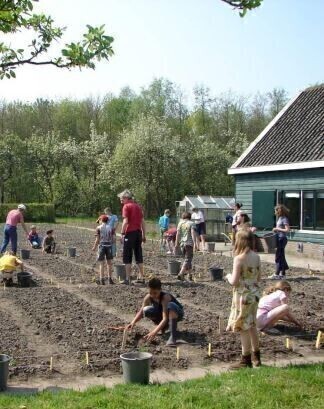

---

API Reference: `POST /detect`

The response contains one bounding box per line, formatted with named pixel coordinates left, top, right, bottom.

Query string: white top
left=191, top=210, right=204, bottom=224
left=257, top=290, right=287, bottom=317
left=232, top=210, right=242, bottom=226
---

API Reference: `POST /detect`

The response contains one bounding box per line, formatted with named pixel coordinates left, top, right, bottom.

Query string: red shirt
left=122, top=201, right=143, bottom=233
left=6, top=210, right=23, bottom=226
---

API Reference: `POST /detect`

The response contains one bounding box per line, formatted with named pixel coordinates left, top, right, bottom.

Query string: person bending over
left=0, top=251, right=24, bottom=286
left=257, top=281, right=302, bottom=332
left=126, top=277, right=184, bottom=347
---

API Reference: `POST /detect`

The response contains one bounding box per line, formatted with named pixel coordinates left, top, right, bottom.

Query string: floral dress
left=227, top=256, right=261, bottom=332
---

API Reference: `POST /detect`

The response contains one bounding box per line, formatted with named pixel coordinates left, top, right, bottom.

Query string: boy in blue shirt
left=158, top=209, right=170, bottom=248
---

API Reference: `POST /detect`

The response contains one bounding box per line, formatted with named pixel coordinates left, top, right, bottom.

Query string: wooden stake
left=218, top=315, right=223, bottom=334
left=286, top=337, right=292, bottom=349
left=57, top=283, right=60, bottom=289
left=50, top=278, right=53, bottom=284
left=49, top=356, right=53, bottom=371
left=315, top=331, right=323, bottom=349
left=208, top=343, right=212, bottom=357
left=176, top=347, right=180, bottom=361
left=85, top=351, right=89, bottom=365
left=121, top=328, right=128, bottom=350
left=69, top=277, right=72, bottom=284
left=3, top=282, right=6, bottom=291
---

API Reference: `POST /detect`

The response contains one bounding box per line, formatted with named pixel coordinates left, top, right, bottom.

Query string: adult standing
left=269, top=204, right=290, bottom=280
left=118, top=190, right=146, bottom=285
left=191, top=207, right=206, bottom=251
left=1, top=204, right=28, bottom=255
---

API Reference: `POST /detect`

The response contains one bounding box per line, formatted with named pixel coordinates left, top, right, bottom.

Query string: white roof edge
left=230, top=91, right=303, bottom=170
left=228, top=160, right=324, bottom=175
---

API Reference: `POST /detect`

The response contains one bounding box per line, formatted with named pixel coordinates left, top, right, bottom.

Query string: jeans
left=1, top=224, right=18, bottom=254
left=275, top=235, right=289, bottom=275
left=143, top=302, right=184, bottom=324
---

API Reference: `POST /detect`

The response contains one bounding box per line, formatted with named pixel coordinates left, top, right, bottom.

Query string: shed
left=176, top=195, right=235, bottom=239
left=228, top=85, right=324, bottom=248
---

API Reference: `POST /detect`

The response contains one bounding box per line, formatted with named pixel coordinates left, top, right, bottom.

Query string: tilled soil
left=0, top=223, right=323, bottom=382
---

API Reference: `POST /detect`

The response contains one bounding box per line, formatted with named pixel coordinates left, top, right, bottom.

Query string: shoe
left=267, top=274, right=280, bottom=280
left=108, top=277, right=115, bottom=285
left=100, top=278, right=106, bottom=285
left=120, top=279, right=130, bottom=285
left=230, top=354, right=252, bottom=369
left=279, top=274, right=286, bottom=280
left=134, top=278, right=145, bottom=284
left=177, top=274, right=184, bottom=281
left=166, top=251, right=172, bottom=255
left=252, top=351, right=261, bottom=367
left=261, top=327, right=281, bottom=335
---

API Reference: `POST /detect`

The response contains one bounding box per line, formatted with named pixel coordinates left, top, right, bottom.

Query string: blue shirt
left=159, top=215, right=170, bottom=230
left=108, top=214, right=118, bottom=229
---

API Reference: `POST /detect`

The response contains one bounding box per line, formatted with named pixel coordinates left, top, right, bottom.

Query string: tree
left=267, top=88, right=289, bottom=117
left=0, top=0, right=114, bottom=79
left=221, top=0, right=263, bottom=16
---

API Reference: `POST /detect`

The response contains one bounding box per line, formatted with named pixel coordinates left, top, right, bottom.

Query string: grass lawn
left=1, top=364, right=323, bottom=409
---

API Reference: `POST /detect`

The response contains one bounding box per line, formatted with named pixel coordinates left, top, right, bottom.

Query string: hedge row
left=0, top=203, right=55, bottom=223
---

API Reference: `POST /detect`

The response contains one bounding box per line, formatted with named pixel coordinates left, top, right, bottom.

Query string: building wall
left=235, top=168, right=324, bottom=244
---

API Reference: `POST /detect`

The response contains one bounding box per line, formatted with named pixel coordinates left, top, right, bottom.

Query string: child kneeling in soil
left=28, top=225, right=42, bottom=249
left=42, top=230, right=56, bottom=254
left=92, top=215, right=114, bottom=285
left=126, top=277, right=184, bottom=347
left=0, top=251, right=24, bottom=286
left=257, top=281, right=302, bottom=332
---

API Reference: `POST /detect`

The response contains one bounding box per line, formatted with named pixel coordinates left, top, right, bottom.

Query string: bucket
left=207, top=242, right=215, bottom=252
left=67, top=247, right=76, bottom=258
left=20, top=249, right=30, bottom=260
left=0, top=354, right=10, bottom=391
left=120, top=352, right=152, bottom=384
left=168, top=260, right=181, bottom=275
left=263, top=233, right=277, bottom=253
left=114, top=264, right=126, bottom=281
left=17, top=272, right=33, bottom=288
left=209, top=267, right=223, bottom=281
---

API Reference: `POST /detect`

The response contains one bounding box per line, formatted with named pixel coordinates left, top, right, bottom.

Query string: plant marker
left=69, top=277, right=72, bottom=284
left=50, top=278, right=53, bottom=284
left=3, top=281, right=6, bottom=291
left=50, top=356, right=53, bottom=371
left=121, top=328, right=127, bottom=350
left=315, top=331, right=323, bottom=349
left=218, top=315, right=223, bottom=334
left=208, top=343, right=212, bottom=357
left=286, top=337, right=292, bottom=349
left=176, top=347, right=180, bottom=361
left=86, top=351, right=89, bottom=365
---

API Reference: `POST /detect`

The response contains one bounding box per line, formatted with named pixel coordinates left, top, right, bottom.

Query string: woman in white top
left=191, top=207, right=206, bottom=251
left=231, top=203, right=243, bottom=245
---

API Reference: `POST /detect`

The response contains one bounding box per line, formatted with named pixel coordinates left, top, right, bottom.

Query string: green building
left=228, top=85, right=324, bottom=251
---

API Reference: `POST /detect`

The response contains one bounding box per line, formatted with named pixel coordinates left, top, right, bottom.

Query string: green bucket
left=120, top=352, right=152, bottom=384
left=0, top=354, right=10, bottom=391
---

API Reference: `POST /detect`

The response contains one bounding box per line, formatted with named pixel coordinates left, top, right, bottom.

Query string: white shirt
left=191, top=210, right=204, bottom=224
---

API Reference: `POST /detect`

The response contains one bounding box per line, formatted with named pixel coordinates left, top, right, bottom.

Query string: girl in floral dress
left=226, top=229, right=262, bottom=368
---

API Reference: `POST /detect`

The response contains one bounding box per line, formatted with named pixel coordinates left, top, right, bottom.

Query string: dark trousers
left=123, top=230, right=143, bottom=264
left=1, top=225, right=18, bottom=254
left=275, top=236, right=289, bottom=275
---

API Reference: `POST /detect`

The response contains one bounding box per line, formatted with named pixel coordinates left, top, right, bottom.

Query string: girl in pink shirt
left=257, top=281, right=302, bottom=331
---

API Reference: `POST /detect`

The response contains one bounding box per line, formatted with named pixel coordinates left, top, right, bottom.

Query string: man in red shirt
left=118, top=190, right=146, bottom=285
left=1, top=204, right=28, bottom=255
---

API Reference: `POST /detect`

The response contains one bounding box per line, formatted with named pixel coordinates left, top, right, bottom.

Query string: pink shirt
left=6, top=210, right=23, bottom=227
left=257, top=290, right=287, bottom=317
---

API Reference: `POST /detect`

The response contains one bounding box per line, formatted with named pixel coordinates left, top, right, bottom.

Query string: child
left=92, top=215, right=114, bottom=285
left=175, top=212, right=196, bottom=281
left=191, top=207, right=206, bottom=251
left=28, top=225, right=42, bottom=249
left=164, top=227, right=177, bottom=254
left=257, top=281, right=302, bottom=331
left=42, top=230, right=56, bottom=254
left=159, top=209, right=171, bottom=248
left=226, top=229, right=262, bottom=368
left=0, top=251, right=24, bottom=286
left=231, top=202, right=243, bottom=245
left=126, top=277, right=184, bottom=347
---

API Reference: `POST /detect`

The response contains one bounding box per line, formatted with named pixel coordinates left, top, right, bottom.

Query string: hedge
left=0, top=203, right=55, bottom=223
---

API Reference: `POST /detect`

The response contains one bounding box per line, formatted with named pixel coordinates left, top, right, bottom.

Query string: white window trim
left=297, top=230, right=324, bottom=235
left=228, top=160, right=324, bottom=175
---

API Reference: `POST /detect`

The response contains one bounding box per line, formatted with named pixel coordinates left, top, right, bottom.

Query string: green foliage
left=0, top=0, right=114, bottom=79
left=0, top=203, right=55, bottom=222
left=0, top=364, right=323, bottom=409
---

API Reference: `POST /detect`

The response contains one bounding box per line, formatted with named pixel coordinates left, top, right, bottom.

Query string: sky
left=1, top=0, right=324, bottom=102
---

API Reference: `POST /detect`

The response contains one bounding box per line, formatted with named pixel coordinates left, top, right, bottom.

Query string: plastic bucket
left=209, top=267, right=223, bottom=281
left=168, top=260, right=181, bottom=275
left=114, top=264, right=126, bottom=281
left=20, top=249, right=30, bottom=260
left=120, top=352, right=152, bottom=384
left=263, top=233, right=277, bottom=252
left=207, top=242, right=215, bottom=252
left=17, top=272, right=33, bottom=288
left=67, top=247, right=76, bottom=258
left=0, top=354, right=10, bottom=391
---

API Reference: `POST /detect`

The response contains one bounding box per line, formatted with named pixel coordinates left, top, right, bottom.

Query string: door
left=252, top=191, right=276, bottom=230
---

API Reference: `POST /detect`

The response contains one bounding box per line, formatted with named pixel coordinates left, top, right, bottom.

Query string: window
left=303, top=191, right=314, bottom=229
left=283, top=191, right=300, bottom=229
left=316, top=191, right=324, bottom=230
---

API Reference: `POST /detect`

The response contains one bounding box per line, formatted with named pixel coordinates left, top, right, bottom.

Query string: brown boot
left=252, top=350, right=261, bottom=367
left=230, top=354, right=252, bottom=370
